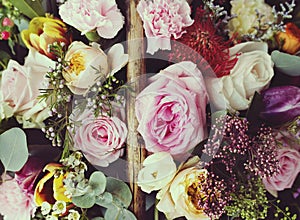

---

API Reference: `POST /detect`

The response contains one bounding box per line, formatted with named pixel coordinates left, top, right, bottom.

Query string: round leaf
left=89, top=171, right=107, bottom=195
left=271, top=50, right=300, bottom=76
left=106, top=177, right=132, bottom=208
left=0, top=128, right=28, bottom=172
left=96, top=192, right=113, bottom=208
left=72, top=192, right=96, bottom=208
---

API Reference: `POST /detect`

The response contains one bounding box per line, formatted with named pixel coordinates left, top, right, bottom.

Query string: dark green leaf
left=10, top=0, right=45, bottom=19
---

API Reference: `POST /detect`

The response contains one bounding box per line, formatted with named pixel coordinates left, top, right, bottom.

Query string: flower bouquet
left=0, top=0, right=300, bottom=220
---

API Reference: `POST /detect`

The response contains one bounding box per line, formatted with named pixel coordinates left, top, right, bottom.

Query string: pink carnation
left=59, top=0, right=124, bottom=39
left=137, top=0, right=194, bottom=54
left=0, top=175, right=36, bottom=220
left=263, top=147, right=300, bottom=191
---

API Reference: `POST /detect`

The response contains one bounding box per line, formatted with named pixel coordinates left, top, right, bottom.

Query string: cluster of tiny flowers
left=203, top=115, right=250, bottom=173
left=78, top=75, right=126, bottom=118
left=225, top=175, right=269, bottom=220
left=246, top=126, right=279, bottom=178
left=288, top=116, right=300, bottom=142
left=60, top=151, right=91, bottom=198
left=40, top=200, right=81, bottom=220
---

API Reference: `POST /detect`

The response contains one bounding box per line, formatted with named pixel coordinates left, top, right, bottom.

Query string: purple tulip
left=15, top=156, right=45, bottom=195
left=260, top=86, right=300, bottom=125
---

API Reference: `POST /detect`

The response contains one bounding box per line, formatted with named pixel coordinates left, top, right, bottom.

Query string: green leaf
left=106, top=177, right=132, bottom=209
left=89, top=171, right=107, bottom=195
left=0, top=128, right=28, bottom=172
left=271, top=50, right=300, bottom=76
left=92, top=218, right=105, bottom=220
left=72, top=192, right=96, bottom=208
left=96, top=192, right=113, bottom=208
left=105, top=206, right=137, bottom=220
left=10, top=0, right=45, bottom=19
left=104, top=205, right=121, bottom=220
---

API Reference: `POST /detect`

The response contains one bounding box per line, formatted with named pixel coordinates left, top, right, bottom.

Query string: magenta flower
left=15, top=156, right=45, bottom=195
left=260, top=86, right=300, bottom=125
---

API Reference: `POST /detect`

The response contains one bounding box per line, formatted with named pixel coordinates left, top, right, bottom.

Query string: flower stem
left=154, top=199, right=159, bottom=220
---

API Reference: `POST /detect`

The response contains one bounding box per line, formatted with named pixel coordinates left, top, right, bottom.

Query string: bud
left=2, top=17, right=14, bottom=27
left=1, top=31, right=10, bottom=40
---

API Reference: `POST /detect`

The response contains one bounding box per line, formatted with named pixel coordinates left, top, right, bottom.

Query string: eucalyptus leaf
left=92, top=218, right=105, bottom=220
left=0, top=128, right=28, bottom=172
left=271, top=50, right=300, bottom=76
left=72, top=192, right=96, bottom=208
left=96, top=192, right=113, bottom=208
left=106, top=177, right=132, bottom=209
left=105, top=206, right=137, bottom=220
left=89, top=171, right=107, bottom=195
left=10, top=0, right=45, bottom=19
left=104, top=205, right=121, bottom=220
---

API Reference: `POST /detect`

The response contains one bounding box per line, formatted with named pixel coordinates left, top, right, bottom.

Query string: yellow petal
left=53, top=173, right=72, bottom=203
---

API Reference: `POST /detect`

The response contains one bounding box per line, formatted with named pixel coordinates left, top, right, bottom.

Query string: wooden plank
left=125, top=0, right=146, bottom=219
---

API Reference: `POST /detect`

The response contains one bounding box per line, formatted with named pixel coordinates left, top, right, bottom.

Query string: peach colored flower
left=276, top=23, right=300, bottom=55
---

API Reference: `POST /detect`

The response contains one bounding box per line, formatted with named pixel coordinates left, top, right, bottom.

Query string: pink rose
left=59, top=0, right=124, bottom=39
left=0, top=175, right=36, bottom=220
left=0, top=49, right=55, bottom=127
left=137, top=0, right=194, bottom=54
left=71, top=106, right=128, bottom=167
left=135, top=61, right=208, bottom=155
left=263, top=147, right=300, bottom=191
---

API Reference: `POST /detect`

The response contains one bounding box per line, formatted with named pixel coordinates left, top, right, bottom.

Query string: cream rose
left=137, top=152, right=177, bottom=194
left=156, top=167, right=210, bottom=220
left=228, top=0, right=274, bottom=39
left=0, top=49, right=55, bottom=128
left=207, top=42, right=274, bottom=111
left=63, top=41, right=128, bottom=95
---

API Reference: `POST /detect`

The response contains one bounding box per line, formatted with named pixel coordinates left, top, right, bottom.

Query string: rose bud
left=260, top=86, right=300, bottom=125
left=276, top=23, right=300, bottom=55
left=2, top=17, right=14, bottom=27
left=21, top=15, right=70, bottom=60
left=1, top=31, right=10, bottom=40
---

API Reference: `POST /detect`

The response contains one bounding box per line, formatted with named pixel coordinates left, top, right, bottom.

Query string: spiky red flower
left=169, top=8, right=236, bottom=77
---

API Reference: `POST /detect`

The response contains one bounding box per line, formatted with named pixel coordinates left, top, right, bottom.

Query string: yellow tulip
left=34, top=163, right=71, bottom=206
left=21, top=15, right=70, bottom=60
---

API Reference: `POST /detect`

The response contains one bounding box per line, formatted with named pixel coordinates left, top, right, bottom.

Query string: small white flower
left=67, top=209, right=81, bottom=220
left=52, top=200, right=67, bottom=215
left=41, top=201, right=52, bottom=216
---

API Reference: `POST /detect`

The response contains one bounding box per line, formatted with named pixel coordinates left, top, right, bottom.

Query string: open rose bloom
left=135, top=61, right=208, bottom=156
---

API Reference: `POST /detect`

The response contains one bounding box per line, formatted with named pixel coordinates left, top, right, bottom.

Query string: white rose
left=137, top=152, right=177, bottom=193
left=228, top=0, right=274, bottom=39
left=0, top=49, right=55, bottom=128
left=156, top=167, right=210, bottom=220
left=207, top=42, right=274, bottom=111
left=63, top=41, right=128, bottom=95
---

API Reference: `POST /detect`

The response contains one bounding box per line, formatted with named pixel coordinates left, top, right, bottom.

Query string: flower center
left=187, top=173, right=207, bottom=210
left=69, top=52, right=85, bottom=75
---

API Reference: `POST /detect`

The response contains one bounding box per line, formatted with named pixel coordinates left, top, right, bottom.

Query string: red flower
left=1, top=31, right=10, bottom=40
left=169, top=8, right=236, bottom=77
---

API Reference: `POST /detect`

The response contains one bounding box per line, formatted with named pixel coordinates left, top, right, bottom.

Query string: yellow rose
left=156, top=167, right=210, bottom=220
left=276, top=23, right=300, bottom=55
left=21, top=15, right=70, bottom=60
left=137, top=152, right=177, bottom=193
left=228, top=0, right=274, bottom=39
left=34, top=163, right=71, bottom=206
left=63, top=41, right=128, bottom=95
